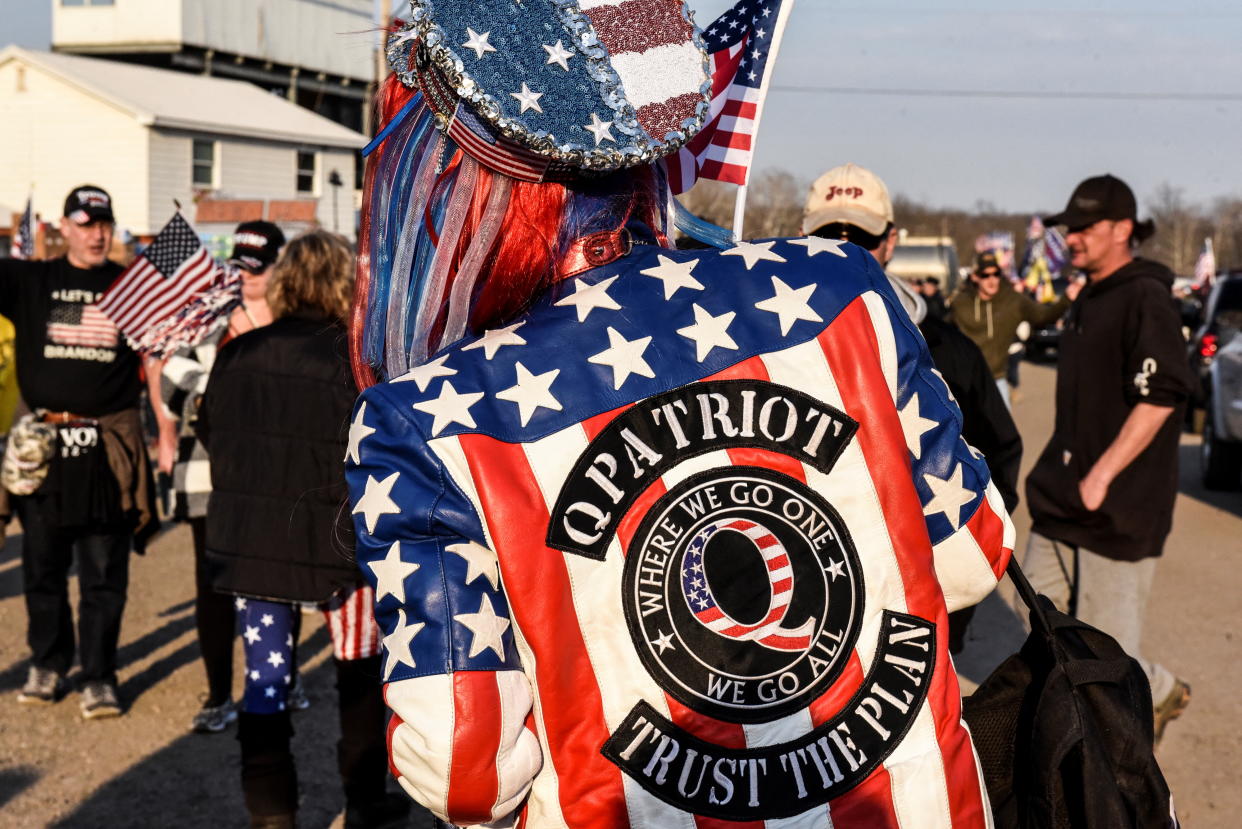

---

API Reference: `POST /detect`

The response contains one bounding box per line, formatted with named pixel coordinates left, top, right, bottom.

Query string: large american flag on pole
left=665, top=0, right=794, bottom=195
left=97, top=212, right=217, bottom=343
left=10, top=196, right=34, bottom=260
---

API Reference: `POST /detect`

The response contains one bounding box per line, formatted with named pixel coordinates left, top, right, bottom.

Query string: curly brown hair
left=267, top=230, right=355, bottom=324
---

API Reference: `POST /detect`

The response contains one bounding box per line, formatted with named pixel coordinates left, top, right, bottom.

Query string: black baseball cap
left=63, top=185, right=114, bottom=225
left=974, top=251, right=1002, bottom=275
left=1044, top=174, right=1155, bottom=241
left=229, top=221, right=286, bottom=273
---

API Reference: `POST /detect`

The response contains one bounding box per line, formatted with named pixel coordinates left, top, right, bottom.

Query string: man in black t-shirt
left=1, top=186, right=148, bottom=719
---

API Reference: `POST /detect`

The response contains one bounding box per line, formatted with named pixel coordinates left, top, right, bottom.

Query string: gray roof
left=1, top=46, right=367, bottom=149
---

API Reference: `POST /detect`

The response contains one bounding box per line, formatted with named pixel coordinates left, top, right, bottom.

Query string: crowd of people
left=1, top=40, right=1194, bottom=829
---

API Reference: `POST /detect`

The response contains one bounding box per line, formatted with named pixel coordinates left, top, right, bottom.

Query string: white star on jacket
left=678, top=304, right=739, bottom=362
left=353, top=471, right=402, bottom=534
left=543, top=40, right=573, bottom=70
left=411, top=381, right=485, bottom=436
left=383, top=609, right=425, bottom=680
left=369, top=541, right=420, bottom=604
left=652, top=631, right=675, bottom=655
left=510, top=82, right=544, bottom=114
left=641, top=255, right=704, bottom=299
left=447, top=540, right=501, bottom=590
left=461, top=28, right=497, bottom=59
left=392, top=354, right=456, bottom=392
left=722, top=240, right=787, bottom=270
left=789, top=237, right=849, bottom=258
left=260, top=613, right=274, bottom=627
left=898, top=393, right=938, bottom=460
left=496, top=362, right=562, bottom=425
left=345, top=402, right=376, bottom=465
left=754, top=276, right=824, bottom=335
left=463, top=321, right=526, bottom=360
left=555, top=275, right=621, bottom=322
left=585, top=113, right=615, bottom=146
left=922, top=464, right=977, bottom=531
left=454, top=594, right=511, bottom=659
left=589, top=326, right=655, bottom=390
left=244, top=625, right=262, bottom=645
left=267, top=650, right=285, bottom=668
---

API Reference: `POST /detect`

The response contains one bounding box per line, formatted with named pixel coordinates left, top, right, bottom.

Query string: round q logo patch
left=622, top=466, right=864, bottom=724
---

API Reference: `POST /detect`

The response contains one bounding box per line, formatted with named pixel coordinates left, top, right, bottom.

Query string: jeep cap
left=801, top=163, right=893, bottom=238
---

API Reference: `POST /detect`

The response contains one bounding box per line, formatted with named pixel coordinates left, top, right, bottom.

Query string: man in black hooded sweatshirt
left=1023, top=174, right=1193, bottom=741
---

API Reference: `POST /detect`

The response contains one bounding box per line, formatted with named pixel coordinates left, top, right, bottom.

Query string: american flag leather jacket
left=345, top=237, right=1014, bottom=828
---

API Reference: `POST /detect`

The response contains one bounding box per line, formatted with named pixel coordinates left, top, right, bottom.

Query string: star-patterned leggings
left=236, top=586, right=381, bottom=714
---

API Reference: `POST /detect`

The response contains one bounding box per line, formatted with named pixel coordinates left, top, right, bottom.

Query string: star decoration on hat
left=898, top=393, right=938, bottom=460
left=463, top=321, right=526, bottom=360
left=589, top=326, right=655, bottom=390
left=496, top=362, right=562, bottom=426
left=789, top=237, right=849, bottom=258
left=368, top=541, right=420, bottom=604
left=543, top=40, right=573, bottom=71
left=722, top=240, right=787, bottom=270
left=641, top=255, right=704, bottom=299
left=510, top=82, right=544, bottom=114
left=678, top=304, right=739, bottom=362
left=383, top=609, right=425, bottom=680
left=454, top=594, right=511, bottom=660
left=447, top=540, right=500, bottom=590
left=754, top=276, right=824, bottom=335
left=555, top=275, right=621, bottom=322
left=393, top=354, right=456, bottom=392
left=345, top=402, right=375, bottom=465
left=462, top=28, right=497, bottom=60
left=412, top=381, right=485, bottom=436
left=922, top=465, right=976, bottom=531
left=585, top=113, right=616, bottom=146
left=353, top=471, right=401, bottom=534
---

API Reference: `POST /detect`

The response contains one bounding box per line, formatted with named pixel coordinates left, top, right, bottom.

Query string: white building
left=0, top=46, right=367, bottom=242
left=52, top=0, right=377, bottom=132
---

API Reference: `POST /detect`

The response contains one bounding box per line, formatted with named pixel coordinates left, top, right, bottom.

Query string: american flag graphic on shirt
left=346, top=237, right=1013, bottom=827
left=666, top=0, right=793, bottom=193
left=47, top=302, right=119, bottom=348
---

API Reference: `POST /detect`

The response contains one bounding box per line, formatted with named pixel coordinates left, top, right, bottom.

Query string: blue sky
left=5, top=0, right=1240, bottom=214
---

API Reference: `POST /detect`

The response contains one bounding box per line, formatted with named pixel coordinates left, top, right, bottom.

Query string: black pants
left=17, top=494, right=131, bottom=683
left=239, top=655, right=390, bottom=818
left=191, top=517, right=236, bottom=705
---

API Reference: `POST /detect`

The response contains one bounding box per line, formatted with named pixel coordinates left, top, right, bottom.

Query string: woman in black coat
left=199, top=230, right=407, bottom=829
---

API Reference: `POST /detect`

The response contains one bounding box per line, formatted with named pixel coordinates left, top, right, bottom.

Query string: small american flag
left=47, top=302, right=118, bottom=348
left=665, top=0, right=794, bottom=194
left=97, top=212, right=217, bottom=342
left=10, top=196, right=34, bottom=260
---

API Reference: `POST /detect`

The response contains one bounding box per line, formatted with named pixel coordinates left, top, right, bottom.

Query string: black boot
left=238, top=710, right=298, bottom=824
left=336, top=656, right=410, bottom=829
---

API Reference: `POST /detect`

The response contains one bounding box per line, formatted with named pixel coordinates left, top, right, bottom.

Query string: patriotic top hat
left=388, top=0, right=712, bottom=180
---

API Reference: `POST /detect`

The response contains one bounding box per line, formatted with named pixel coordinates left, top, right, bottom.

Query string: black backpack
left=963, top=560, right=1178, bottom=829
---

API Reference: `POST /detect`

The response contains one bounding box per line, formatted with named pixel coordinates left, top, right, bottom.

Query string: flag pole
left=731, top=0, right=797, bottom=242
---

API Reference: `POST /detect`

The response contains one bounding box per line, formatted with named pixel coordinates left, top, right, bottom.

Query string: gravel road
left=0, top=362, right=1236, bottom=827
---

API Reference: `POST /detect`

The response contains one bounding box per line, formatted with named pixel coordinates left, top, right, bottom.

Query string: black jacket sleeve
left=0, top=259, right=24, bottom=322
left=1123, top=281, right=1192, bottom=408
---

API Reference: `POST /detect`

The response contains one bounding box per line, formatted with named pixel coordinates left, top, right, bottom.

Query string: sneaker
left=17, top=666, right=62, bottom=705
left=1154, top=678, right=1191, bottom=744
left=80, top=681, right=123, bottom=720
left=288, top=678, right=310, bottom=712
left=190, top=698, right=238, bottom=733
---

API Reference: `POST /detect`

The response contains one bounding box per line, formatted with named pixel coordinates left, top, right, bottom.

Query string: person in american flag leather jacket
left=344, top=2, right=1014, bottom=826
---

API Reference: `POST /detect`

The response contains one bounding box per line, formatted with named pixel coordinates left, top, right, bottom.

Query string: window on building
left=192, top=139, right=217, bottom=188
left=296, top=151, right=318, bottom=194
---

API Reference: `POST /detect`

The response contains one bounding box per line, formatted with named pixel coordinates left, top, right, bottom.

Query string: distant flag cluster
left=1020, top=216, right=1069, bottom=303
left=1194, top=238, right=1216, bottom=288
left=97, top=212, right=218, bottom=346
left=10, top=197, right=34, bottom=260
left=664, top=0, right=793, bottom=194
